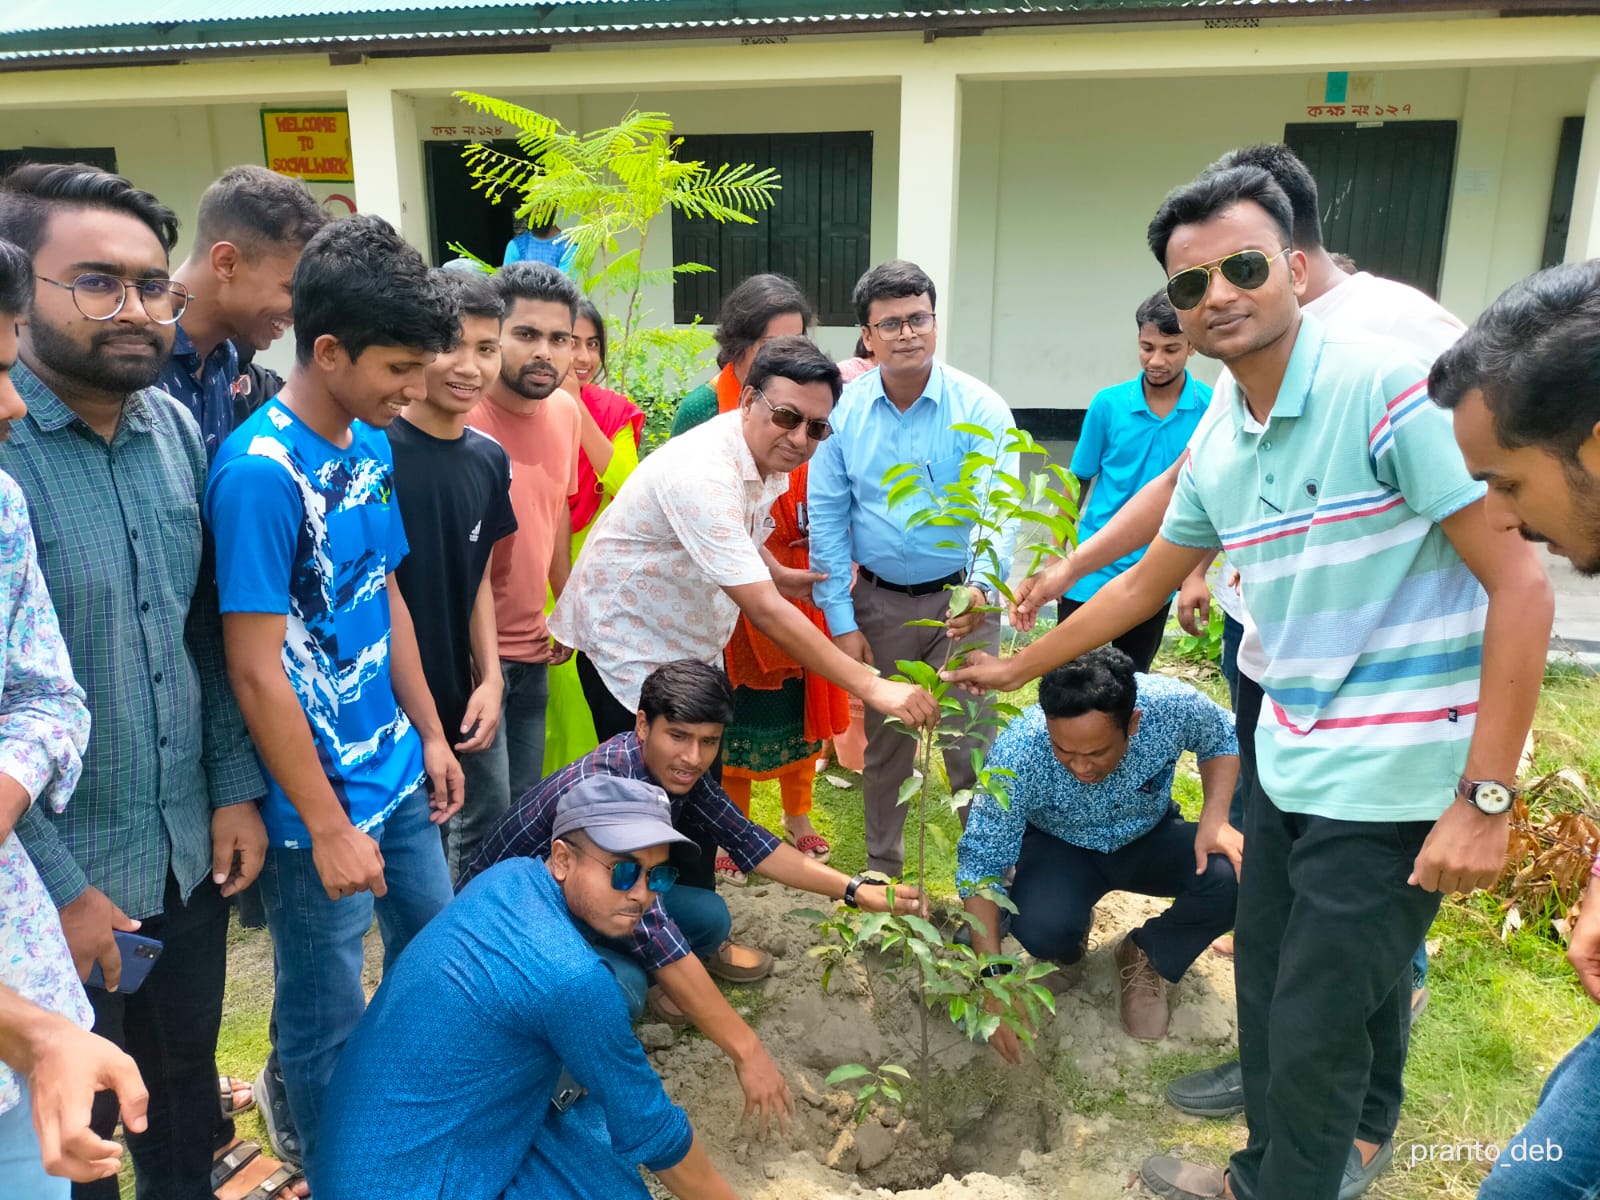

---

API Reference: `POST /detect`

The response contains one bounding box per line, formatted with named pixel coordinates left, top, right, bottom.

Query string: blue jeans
left=0, top=1085, right=69, bottom=1200
left=449, top=660, right=548, bottom=882
left=258, top=784, right=453, bottom=1190
left=1476, top=1023, right=1600, bottom=1199
left=589, top=884, right=732, bottom=1019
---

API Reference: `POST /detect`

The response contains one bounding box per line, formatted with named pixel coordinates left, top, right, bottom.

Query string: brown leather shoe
left=705, top=939, right=773, bottom=983
left=1138, top=1155, right=1228, bottom=1199
left=1115, top=935, right=1170, bottom=1041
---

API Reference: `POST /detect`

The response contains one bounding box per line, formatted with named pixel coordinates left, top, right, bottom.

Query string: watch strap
left=842, top=873, right=866, bottom=909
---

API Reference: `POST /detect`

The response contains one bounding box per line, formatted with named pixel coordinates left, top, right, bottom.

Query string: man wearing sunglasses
left=465, top=659, right=926, bottom=1139
left=950, top=165, right=1550, bottom=1200
left=0, top=163, right=270, bottom=1199
left=550, top=334, right=936, bottom=744
left=807, top=259, right=1017, bottom=877
left=318, top=773, right=739, bottom=1200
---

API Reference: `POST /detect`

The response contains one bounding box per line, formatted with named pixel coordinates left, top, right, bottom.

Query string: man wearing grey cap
left=316, top=774, right=737, bottom=1200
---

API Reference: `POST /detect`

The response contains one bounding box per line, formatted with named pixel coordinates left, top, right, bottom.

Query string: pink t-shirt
left=467, top=389, right=581, bottom=663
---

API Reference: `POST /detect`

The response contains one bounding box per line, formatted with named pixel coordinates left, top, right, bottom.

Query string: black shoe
left=1164, top=1057, right=1244, bottom=1117
left=1339, top=1138, right=1393, bottom=1199
left=256, top=1062, right=303, bottom=1168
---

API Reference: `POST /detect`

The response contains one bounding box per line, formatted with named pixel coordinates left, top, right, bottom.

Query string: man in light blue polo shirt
left=950, top=166, right=1551, bottom=1200
left=808, top=259, right=1018, bottom=876
left=1063, top=290, right=1210, bottom=670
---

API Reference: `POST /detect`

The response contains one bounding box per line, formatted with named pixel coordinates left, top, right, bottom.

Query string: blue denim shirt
left=159, top=325, right=240, bottom=463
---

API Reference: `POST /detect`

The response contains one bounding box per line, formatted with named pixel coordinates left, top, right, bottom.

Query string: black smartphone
left=85, top=931, right=164, bottom=993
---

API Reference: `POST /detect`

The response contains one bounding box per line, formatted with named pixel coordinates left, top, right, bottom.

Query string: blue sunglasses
left=565, top=839, right=678, bottom=895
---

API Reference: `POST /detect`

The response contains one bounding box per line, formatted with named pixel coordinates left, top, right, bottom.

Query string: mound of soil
left=643, top=882, right=1240, bottom=1198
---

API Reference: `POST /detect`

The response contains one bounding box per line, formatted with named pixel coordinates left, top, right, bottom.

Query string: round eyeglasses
left=35, top=273, right=192, bottom=326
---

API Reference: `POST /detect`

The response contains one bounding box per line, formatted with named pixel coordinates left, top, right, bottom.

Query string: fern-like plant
left=451, top=94, right=781, bottom=423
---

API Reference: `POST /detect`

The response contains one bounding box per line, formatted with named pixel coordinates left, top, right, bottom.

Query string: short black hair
left=638, top=660, right=734, bottom=727
left=1431, top=260, right=1600, bottom=463
left=576, top=297, right=608, bottom=379
left=0, top=161, right=179, bottom=257
left=0, top=237, right=29, bottom=315
left=1209, top=144, right=1323, bottom=249
left=194, top=165, right=328, bottom=256
left=433, top=268, right=505, bottom=328
left=1135, top=290, right=1182, bottom=337
left=745, top=334, right=843, bottom=405
left=713, top=274, right=812, bottom=369
left=291, top=214, right=458, bottom=366
left=1147, top=166, right=1295, bottom=271
left=853, top=259, right=936, bottom=327
left=494, top=260, right=580, bottom=322
left=1038, top=647, right=1138, bottom=732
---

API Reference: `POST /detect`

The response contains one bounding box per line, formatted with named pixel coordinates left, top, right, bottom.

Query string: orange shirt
left=467, top=389, right=581, bottom=663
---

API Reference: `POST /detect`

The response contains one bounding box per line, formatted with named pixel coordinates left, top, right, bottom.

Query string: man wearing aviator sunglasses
left=318, top=773, right=740, bottom=1200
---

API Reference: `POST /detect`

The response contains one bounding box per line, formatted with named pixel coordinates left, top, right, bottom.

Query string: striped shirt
left=1160, top=313, right=1487, bottom=822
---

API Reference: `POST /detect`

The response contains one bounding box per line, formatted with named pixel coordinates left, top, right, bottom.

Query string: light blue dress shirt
left=807, top=361, right=1018, bottom=635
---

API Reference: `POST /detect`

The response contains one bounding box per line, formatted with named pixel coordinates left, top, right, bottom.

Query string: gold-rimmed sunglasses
left=1165, top=249, right=1289, bottom=312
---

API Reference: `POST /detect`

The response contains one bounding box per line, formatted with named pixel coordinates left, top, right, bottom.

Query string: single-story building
left=4, top=0, right=1600, bottom=429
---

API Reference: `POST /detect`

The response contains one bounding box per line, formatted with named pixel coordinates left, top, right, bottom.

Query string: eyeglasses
left=756, top=389, right=832, bottom=441
left=1164, top=249, right=1289, bottom=312
left=563, top=839, right=678, bottom=895
left=866, top=311, right=935, bottom=338
left=35, top=273, right=191, bottom=326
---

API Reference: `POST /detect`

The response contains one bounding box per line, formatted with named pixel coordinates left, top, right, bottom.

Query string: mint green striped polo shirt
left=1160, top=312, right=1488, bottom=822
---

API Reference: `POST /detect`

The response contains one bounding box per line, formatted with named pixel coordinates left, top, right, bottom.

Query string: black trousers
left=1009, top=804, right=1238, bottom=982
left=1058, top=596, right=1170, bottom=674
left=80, top=871, right=229, bottom=1200
left=1229, top=782, right=1441, bottom=1200
left=575, top=651, right=721, bottom=892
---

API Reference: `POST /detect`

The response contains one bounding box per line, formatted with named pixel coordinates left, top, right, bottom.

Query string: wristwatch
left=1456, top=776, right=1517, bottom=816
left=842, top=874, right=866, bottom=909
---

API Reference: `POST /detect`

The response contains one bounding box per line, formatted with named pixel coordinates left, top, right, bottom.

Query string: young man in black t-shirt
left=389, top=269, right=519, bottom=880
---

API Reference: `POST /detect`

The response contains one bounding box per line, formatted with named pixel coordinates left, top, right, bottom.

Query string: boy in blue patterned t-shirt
left=206, top=215, right=464, bottom=1191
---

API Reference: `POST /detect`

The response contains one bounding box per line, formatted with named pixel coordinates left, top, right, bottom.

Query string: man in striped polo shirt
left=951, top=166, right=1551, bottom=1200
left=1435, top=260, right=1600, bottom=1200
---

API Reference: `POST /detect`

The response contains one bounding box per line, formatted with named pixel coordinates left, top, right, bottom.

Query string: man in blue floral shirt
left=959, top=647, right=1239, bottom=1052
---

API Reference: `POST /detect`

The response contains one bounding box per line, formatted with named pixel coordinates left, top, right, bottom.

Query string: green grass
left=169, top=651, right=1596, bottom=1199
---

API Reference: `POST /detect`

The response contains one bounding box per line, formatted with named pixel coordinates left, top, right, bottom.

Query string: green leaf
left=826, top=1063, right=872, bottom=1085
left=788, top=908, right=828, bottom=923
left=948, top=422, right=997, bottom=441
left=896, top=774, right=922, bottom=806
left=903, top=618, right=949, bottom=628
left=902, top=914, right=942, bottom=944
left=880, top=1063, right=912, bottom=1079
left=947, top=587, right=973, bottom=618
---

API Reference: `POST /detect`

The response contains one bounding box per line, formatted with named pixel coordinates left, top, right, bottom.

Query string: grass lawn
left=178, top=649, right=1597, bottom=1199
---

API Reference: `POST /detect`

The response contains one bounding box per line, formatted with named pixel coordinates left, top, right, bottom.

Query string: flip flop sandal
left=789, top=832, right=831, bottom=863
left=218, top=1074, right=255, bottom=1119
left=211, top=1140, right=261, bottom=1192
left=713, top=854, right=748, bottom=886
left=215, top=1151, right=304, bottom=1200
left=241, top=1164, right=304, bottom=1200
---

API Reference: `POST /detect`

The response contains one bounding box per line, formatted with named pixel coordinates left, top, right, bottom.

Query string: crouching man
left=463, top=659, right=924, bottom=1133
left=318, top=774, right=737, bottom=1199
left=959, top=648, right=1240, bottom=1054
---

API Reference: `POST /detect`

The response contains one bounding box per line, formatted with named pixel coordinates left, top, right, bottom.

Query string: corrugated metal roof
left=0, top=0, right=1562, bottom=67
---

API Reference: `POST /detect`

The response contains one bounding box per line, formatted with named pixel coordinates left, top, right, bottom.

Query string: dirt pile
left=645, top=882, right=1241, bottom=1199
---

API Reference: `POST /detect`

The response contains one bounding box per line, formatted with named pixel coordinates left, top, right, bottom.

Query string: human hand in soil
left=17, top=1006, right=147, bottom=1180
left=1408, top=797, right=1510, bottom=894
left=58, top=885, right=139, bottom=990
left=1569, top=877, right=1600, bottom=1005
left=735, top=1044, right=793, bottom=1137
left=1194, top=815, right=1243, bottom=882
left=856, top=882, right=927, bottom=919
left=985, top=1002, right=1025, bottom=1067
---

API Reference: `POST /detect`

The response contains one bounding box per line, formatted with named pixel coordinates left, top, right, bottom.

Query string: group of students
left=0, top=134, right=1595, bottom=1200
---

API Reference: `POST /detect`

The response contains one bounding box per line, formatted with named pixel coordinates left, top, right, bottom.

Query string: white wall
left=954, top=64, right=1587, bottom=412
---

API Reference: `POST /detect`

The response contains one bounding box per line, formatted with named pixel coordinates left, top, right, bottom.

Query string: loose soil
left=643, top=881, right=1242, bottom=1199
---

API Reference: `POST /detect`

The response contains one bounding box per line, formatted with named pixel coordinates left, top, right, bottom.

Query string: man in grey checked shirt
left=0, top=163, right=267, bottom=1200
